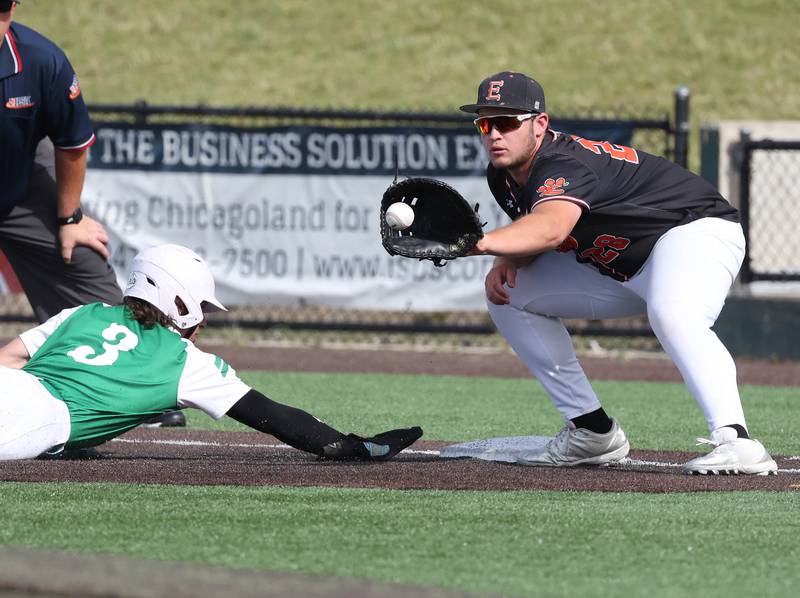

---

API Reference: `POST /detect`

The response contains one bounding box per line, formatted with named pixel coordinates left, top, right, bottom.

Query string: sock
left=571, top=408, right=613, bottom=434
left=725, top=424, right=749, bottom=439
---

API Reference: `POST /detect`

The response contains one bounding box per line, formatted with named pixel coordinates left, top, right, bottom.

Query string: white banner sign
left=83, top=123, right=511, bottom=310
left=83, top=120, right=631, bottom=310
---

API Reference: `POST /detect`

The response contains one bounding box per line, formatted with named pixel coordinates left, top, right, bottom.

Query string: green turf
left=187, top=371, right=800, bottom=454
left=17, top=0, right=800, bottom=170
left=2, top=373, right=798, bottom=595
left=1, top=482, right=798, bottom=598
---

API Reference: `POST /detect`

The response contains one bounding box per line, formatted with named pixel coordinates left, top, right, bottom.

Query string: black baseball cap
left=460, top=71, right=546, bottom=114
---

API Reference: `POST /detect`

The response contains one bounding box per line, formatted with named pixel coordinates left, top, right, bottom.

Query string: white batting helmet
left=123, top=244, right=226, bottom=330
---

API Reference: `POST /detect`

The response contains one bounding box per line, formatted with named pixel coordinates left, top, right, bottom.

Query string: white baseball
left=385, top=202, right=415, bottom=230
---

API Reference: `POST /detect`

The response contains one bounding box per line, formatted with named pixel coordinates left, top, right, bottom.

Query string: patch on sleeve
left=5, top=95, right=34, bottom=109
left=68, top=74, right=82, bottom=100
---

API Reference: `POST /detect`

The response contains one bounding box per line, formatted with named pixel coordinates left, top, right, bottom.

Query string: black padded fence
left=85, top=99, right=683, bottom=166
left=739, top=140, right=800, bottom=283
left=0, top=92, right=690, bottom=337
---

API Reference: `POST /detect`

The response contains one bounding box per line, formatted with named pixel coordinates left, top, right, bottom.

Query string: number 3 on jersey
left=67, top=323, right=139, bottom=366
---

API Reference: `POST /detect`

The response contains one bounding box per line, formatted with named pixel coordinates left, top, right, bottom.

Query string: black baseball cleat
left=37, top=446, right=104, bottom=460
left=323, top=426, right=423, bottom=462
left=321, top=426, right=422, bottom=461
left=355, top=426, right=424, bottom=461
left=141, top=410, right=187, bottom=428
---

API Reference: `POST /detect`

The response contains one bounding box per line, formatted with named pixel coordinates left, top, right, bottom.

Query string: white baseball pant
left=0, top=366, right=71, bottom=460
left=487, top=217, right=747, bottom=433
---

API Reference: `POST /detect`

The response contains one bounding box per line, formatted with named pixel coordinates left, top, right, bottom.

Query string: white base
left=439, top=436, right=551, bottom=463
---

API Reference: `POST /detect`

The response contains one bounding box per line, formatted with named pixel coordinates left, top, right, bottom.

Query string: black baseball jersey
left=486, top=130, right=738, bottom=281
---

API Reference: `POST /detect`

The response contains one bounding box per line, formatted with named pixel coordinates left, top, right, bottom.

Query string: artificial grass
left=1, top=482, right=798, bottom=598
left=186, top=371, right=800, bottom=455
left=3, top=373, right=797, bottom=596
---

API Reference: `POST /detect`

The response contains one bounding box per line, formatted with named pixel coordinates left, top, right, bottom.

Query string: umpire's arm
left=55, top=148, right=111, bottom=263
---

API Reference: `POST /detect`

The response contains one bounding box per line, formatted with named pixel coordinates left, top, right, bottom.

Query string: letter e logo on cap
left=485, top=80, right=504, bottom=101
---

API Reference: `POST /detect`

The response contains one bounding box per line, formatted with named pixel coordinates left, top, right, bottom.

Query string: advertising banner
left=79, top=122, right=632, bottom=311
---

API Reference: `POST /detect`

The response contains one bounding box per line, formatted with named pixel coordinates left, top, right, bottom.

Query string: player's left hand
left=467, top=235, right=492, bottom=256
left=59, top=215, right=110, bottom=263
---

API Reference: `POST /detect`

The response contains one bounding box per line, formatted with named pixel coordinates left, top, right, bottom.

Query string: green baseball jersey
left=21, top=303, right=250, bottom=449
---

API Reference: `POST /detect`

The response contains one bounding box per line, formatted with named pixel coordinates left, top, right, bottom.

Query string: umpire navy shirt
left=0, top=22, right=95, bottom=214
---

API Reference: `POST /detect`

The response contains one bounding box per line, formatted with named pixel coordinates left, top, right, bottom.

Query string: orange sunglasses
left=473, top=113, right=536, bottom=135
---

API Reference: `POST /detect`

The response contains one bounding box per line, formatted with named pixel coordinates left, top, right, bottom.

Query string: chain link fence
left=2, top=97, right=689, bottom=339
left=740, top=140, right=800, bottom=282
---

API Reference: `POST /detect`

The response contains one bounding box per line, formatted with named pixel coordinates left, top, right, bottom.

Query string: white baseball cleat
left=515, top=418, right=630, bottom=467
left=682, top=427, right=778, bottom=476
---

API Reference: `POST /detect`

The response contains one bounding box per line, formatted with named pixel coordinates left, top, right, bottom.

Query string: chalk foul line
left=111, top=437, right=440, bottom=455
left=110, top=438, right=800, bottom=473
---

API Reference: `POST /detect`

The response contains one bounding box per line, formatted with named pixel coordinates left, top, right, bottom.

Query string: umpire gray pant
left=0, top=142, right=122, bottom=323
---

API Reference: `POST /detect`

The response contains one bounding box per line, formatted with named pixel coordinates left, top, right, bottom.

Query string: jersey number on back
left=67, top=323, right=139, bottom=366
left=571, top=137, right=640, bottom=164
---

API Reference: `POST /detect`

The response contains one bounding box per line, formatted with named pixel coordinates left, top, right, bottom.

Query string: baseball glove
left=380, top=177, right=484, bottom=266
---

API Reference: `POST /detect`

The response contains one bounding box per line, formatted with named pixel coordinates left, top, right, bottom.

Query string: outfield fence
left=0, top=91, right=691, bottom=337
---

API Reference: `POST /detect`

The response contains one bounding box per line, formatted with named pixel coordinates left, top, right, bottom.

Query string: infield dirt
left=1, top=345, right=798, bottom=493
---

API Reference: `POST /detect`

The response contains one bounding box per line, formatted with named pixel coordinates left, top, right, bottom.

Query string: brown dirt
left=0, top=544, right=492, bottom=598
left=1, top=428, right=797, bottom=493
left=1, top=345, right=797, bottom=494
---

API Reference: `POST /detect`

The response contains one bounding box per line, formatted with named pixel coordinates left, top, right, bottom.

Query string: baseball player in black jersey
left=461, top=71, right=776, bottom=475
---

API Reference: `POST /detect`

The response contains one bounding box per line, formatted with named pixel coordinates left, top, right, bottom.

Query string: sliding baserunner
left=0, top=244, right=422, bottom=461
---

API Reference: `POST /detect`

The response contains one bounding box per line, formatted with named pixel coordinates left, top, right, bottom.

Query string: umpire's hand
left=59, top=216, right=110, bottom=263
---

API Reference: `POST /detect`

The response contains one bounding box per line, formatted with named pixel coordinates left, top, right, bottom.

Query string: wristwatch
left=57, top=207, right=83, bottom=226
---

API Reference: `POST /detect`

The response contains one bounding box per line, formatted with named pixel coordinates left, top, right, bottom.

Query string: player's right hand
left=485, top=258, right=517, bottom=305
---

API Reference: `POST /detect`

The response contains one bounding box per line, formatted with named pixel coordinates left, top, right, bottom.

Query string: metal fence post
left=133, top=99, right=148, bottom=125
left=673, top=86, right=691, bottom=169
left=738, top=129, right=753, bottom=283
